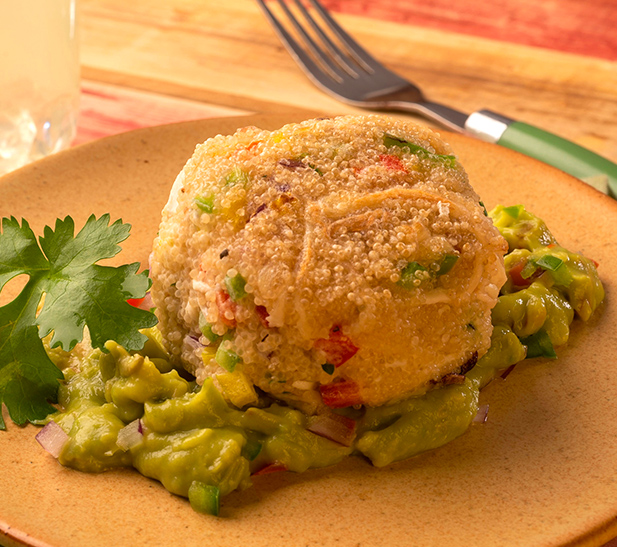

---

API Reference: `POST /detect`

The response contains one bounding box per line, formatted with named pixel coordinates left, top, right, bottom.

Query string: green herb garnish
left=383, top=133, right=457, bottom=168
left=199, top=312, right=220, bottom=343
left=195, top=195, right=215, bottom=213
left=0, top=215, right=157, bottom=429
left=520, top=328, right=557, bottom=359
left=436, top=254, right=459, bottom=276
left=224, top=273, right=247, bottom=301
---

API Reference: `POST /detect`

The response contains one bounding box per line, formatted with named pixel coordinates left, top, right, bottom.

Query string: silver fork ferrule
left=464, top=110, right=515, bottom=143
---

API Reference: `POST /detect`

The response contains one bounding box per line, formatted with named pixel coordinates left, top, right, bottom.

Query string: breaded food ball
left=149, top=115, right=507, bottom=412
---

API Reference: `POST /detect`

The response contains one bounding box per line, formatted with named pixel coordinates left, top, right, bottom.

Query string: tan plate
left=1, top=113, right=616, bottom=547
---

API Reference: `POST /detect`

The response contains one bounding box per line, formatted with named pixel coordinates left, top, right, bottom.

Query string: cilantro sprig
left=0, top=215, right=157, bottom=429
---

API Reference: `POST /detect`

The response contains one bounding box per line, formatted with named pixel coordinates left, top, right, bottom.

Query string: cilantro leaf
left=0, top=215, right=157, bottom=429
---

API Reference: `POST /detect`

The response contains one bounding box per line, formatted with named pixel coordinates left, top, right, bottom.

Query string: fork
left=256, top=0, right=617, bottom=197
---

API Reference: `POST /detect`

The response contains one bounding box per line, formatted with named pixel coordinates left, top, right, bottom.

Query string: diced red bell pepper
left=252, top=462, right=288, bottom=476
left=127, top=297, right=145, bottom=308
left=255, top=305, right=270, bottom=328
left=508, top=259, right=543, bottom=288
left=319, top=380, right=363, bottom=408
left=314, top=326, right=358, bottom=367
left=379, top=154, right=407, bottom=172
left=216, top=290, right=237, bottom=328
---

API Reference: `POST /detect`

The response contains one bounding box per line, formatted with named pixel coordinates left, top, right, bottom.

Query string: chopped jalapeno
left=224, top=166, right=250, bottom=186
left=397, top=261, right=428, bottom=289
left=188, top=481, right=220, bottom=516
left=216, top=345, right=242, bottom=372
left=520, top=327, right=557, bottom=359
left=383, top=133, right=457, bottom=167
left=520, top=260, right=539, bottom=280
left=199, top=312, right=220, bottom=343
left=241, top=436, right=263, bottom=461
left=225, top=273, right=247, bottom=301
left=195, top=195, right=215, bottom=213
left=536, top=255, right=564, bottom=272
left=398, top=255, right=457, bottom=289
left=502, top=205, right=524, bottom=219
left=436, top=254, right=459, bottom=276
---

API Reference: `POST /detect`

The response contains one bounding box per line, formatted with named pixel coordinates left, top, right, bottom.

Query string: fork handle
left=465, top=110, right=617, bottom=198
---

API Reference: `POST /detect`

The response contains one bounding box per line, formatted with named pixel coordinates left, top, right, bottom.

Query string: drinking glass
left=0, top=0, right=80, bottom=175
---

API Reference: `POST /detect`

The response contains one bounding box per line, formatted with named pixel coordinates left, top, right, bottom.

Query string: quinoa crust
left=150, top=115, right=507, bottom=411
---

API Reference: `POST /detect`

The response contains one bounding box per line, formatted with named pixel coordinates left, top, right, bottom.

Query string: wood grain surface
left=78, top=0, right=617, bottom=164
left=321, top=0, right=617, bottom=60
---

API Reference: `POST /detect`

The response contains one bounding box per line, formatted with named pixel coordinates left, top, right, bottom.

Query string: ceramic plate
left=1, top=113, right=616, bottom=547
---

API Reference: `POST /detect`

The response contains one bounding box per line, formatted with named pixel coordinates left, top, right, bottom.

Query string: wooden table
left=77, top=0, right=617, bottom=167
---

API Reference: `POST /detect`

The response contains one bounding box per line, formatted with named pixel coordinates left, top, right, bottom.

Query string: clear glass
left=0, top=0, right=80, bottom=175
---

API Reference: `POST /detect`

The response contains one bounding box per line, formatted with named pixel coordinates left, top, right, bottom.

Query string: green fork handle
left=465, top=110, right=617, bottom=198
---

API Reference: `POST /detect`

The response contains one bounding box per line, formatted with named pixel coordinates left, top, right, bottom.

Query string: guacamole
left=41, top=205, right=604, bottom=516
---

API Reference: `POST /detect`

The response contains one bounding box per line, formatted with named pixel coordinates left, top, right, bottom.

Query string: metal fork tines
left=256, top=0, right=469, bottom=132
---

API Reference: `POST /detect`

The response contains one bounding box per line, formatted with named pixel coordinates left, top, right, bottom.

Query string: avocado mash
left=40, top=205, right=604, bottom=516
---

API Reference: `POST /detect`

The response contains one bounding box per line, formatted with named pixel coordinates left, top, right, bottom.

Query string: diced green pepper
left=536, top=255, right=563, bottom=271
left=520, top=327, right=557, bottom=359
left=383, top=133, right=457, bottom=168
left=224, top=166, right=250, bottom=186
left=188, top=481, right=220, bottom=516
left=216, top=345, right=242, bottom=372
left=322, top=363, right=335, bottom=375
left=195, top=195, right=215, bottom=213
left=225, top=273, right=247, bottom=301
left=502, top=205, right=524, bottom=219
left=520, top=260, right=538, bottom=280
left=242, top=436, right=263, bottom=461
left=436, top=254, right=459, bottom=276
left=398, top=261, right=428, bottom=289
left=199, top=312, right=220, bottom=343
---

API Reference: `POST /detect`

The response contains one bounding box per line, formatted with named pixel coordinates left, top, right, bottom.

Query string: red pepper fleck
left=320, top=380, right=363, bottom=408
left=379, top=154, right=407, bottom=172
left=314, top=326, right=358, bottom=367
left=253, top=462, right=288, bottom=476
left=508, top=259, right=542, bottom=287
left=255, top=305, right=270, bottom=328
left=216, top=290, right=237, bottom=328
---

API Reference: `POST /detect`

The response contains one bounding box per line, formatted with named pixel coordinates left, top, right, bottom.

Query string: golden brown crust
left=150, top=115, right=507, bottom=410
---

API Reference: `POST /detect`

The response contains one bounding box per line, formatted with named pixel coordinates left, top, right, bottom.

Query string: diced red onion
left=35, top=420, right=69, bottom=458
left=183, top=333, right=205, bottom=353
left=117, top=418, right=144, bottom=451
left=473, top=404, right=489, bottom=424
left=307, top=413, right=357, bottom=447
